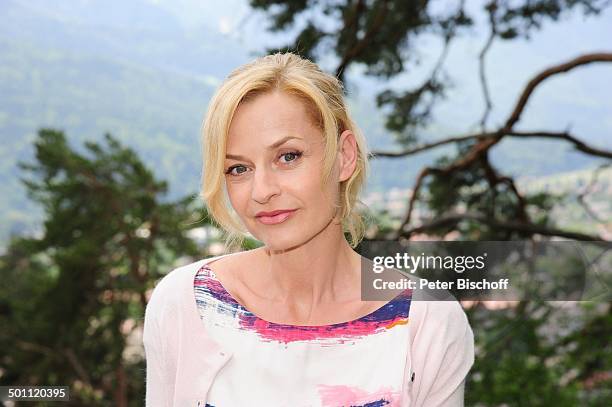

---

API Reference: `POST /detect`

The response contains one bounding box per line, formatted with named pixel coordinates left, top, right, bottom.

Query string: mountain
left=1, top=0, right=610, bottom=245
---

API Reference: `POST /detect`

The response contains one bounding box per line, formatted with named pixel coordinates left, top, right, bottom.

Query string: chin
left=247, top=215, right=331, bottom=252
left=256, top=230, right=313, bottom=253
left=261, top=237, right=302, bottom=252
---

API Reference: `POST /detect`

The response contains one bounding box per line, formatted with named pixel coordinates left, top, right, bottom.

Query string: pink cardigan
left=143, top=253, right=475, bottom=406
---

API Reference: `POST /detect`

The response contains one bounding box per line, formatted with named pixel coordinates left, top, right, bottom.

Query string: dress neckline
left=197, top=262, right=412, bottom=330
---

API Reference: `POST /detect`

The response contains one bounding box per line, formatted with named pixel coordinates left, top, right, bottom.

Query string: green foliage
left=492, top=0, right=609, bottom=39
left=376, top=77, right=447, bottom=145
left=465, top=300, right=612, bottom=406
left=250, top=0, right=606, bottom=138
left=0, top=37, right=215, bottom=246
left=0, top=129, right=207, bottom=405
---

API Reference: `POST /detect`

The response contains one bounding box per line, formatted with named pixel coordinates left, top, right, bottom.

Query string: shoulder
left=209, top=247, right=263, bottom=270
left=145, top=254, right=227, bottom=322
left=406, top=273, right=474, bottom=363
left=406, top=288, right=474, bottom=405
left=410, top=298, right=472, bottom=343
left=408, top=291, right=474, bottom=384
left=400, top=273, right=469, bottom=333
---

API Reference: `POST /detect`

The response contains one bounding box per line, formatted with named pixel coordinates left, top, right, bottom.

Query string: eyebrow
left=225, top=136, right=303, bottom=160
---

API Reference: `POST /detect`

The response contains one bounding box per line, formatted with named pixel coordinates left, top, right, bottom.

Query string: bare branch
left=393, top=167, right=430, bottom=239
left=507, top=131, right=612, bottom=159
left=15, top=339, right=56, bottom=357
left=478, top=0, right=498, bottom=130
left=505, top=52, right=612, bottom=130
left=370, top=130, right=612, bottom=160
left=392, top=136, right=500, bottom=238
left=576, top=163, right=612, bottom=223
left=397, top=212, right=607, bottom=241
left=63, top=347, right=92, bottom=386
left=114, top=363, right=128, bottom=407
left=498, top=175, right=529, bottom=222
left=336, top=0, right=389, bottom=79
left=479, top=152, right=530, bottom=223
left=430, top=0, right=465, bottom=79
left=369, top=132, right=495, bottom=158
left=373, top=52, right=612, bottom=242
left=336, top=0, right=366, bottom=81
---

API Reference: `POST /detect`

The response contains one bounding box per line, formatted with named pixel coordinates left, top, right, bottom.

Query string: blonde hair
left=200, top=52, right=370, bottom=250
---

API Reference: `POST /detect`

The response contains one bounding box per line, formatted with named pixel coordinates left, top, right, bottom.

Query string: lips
left=255, top=209, right=297, bottom=225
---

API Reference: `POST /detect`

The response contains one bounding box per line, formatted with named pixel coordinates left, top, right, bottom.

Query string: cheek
left=226, top=182, right=249, bottom=213
left=292, top=166, right=337, bottom=204
left=290, top=164, right=322, bottom=192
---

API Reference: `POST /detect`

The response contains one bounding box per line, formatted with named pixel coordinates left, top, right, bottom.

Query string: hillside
left=1, top=0, right=610, bottom=246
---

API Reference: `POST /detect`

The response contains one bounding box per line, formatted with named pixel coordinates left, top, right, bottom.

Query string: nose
left=251, top=166, right=281, bottom=204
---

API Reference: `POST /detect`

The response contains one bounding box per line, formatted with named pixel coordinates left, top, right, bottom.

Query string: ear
left=337, top=129, right=358, bottom=182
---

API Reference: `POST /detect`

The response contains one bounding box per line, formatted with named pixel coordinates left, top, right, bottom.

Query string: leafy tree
left=250, top=0, right=611, bottom=241
left=0, top=129, right=208, bottom=406
left=249, top=0, right=612, bottom=404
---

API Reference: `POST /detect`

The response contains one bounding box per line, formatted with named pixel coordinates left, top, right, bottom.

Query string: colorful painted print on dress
left=194, top=264, right=412, bottom=406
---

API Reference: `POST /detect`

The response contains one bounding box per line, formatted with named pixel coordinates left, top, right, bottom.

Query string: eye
left=279, top=150, right=303, bottom=164
left=225, top=165, right=248, bottom=176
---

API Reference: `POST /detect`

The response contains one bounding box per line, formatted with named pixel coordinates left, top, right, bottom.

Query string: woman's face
left=224, top=90, right=356, bottom=251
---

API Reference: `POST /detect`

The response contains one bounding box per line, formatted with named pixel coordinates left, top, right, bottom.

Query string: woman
left=143, top=53, right=474, bottom=407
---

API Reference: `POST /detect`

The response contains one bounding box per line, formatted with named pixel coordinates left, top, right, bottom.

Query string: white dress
left=193, top=263, right=413, bottom=407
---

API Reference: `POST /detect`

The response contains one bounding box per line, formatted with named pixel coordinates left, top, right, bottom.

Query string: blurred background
left=0, top=0, right=610, bottom=405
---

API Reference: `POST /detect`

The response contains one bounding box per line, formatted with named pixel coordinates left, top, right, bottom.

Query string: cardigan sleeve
left=143, top=275, right=175, bottom=407
left=408, top=299, right=475, bottom=406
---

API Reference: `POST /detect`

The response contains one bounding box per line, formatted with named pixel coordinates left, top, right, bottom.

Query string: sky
left=187, top=0, right=612, bottom=162
left=1, top=0, right=610, bottom=243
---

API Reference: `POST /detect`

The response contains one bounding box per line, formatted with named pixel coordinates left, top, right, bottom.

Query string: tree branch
left=63, top=347, right=92, bottom=387
left=505, top=52, right=612, bottom=130
left=371, top=52, right=612, bottom=242
left=478, top=0, right=498, bottom=131
left=479, top=152, right=530, bottom=224
left=370, top=130, right=612, bottom=160
left=396, top=212, right=607, bottom=241
left=392, top=136, right=500, bottom=238
left=334, top=0, right=366, bottom=83
left=335, top=0, right=389, bottom=79
left=507, top=131, right=612, bottom=159
left=576, top=163, right=611, bottom=223
left=369, top=131, right=496, bottom=158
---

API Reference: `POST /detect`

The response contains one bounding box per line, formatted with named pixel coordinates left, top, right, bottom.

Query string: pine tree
left=0, top=129, right=208, bottom=405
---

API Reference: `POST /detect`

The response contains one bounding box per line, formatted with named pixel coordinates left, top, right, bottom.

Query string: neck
left=253, top=219, right=362, bottom=308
